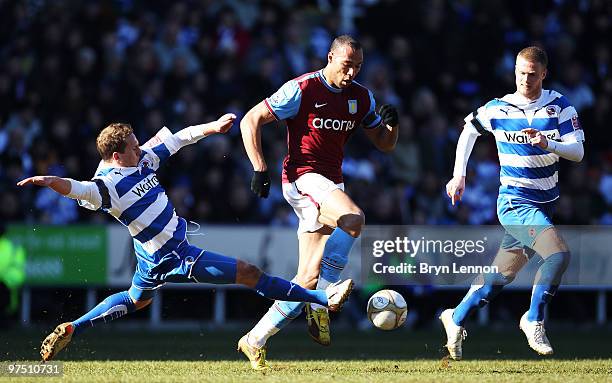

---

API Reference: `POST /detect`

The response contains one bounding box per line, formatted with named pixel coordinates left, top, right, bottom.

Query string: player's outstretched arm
left=191, top=113, right=237, bottom=137
left=18, top=176, right=103, bottom=209
left=446, top=124, right=480, bottom=205
left=17, top=176, right=71, bottom=195
left=240, top=101, right=276, bottom=198
left=364, top=104, right=399, bottom=152
left=173, top=113, right=237, bottom=146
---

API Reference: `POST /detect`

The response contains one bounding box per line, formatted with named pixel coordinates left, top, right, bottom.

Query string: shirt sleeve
left=453, top=124, right=480, bottom=177
left=464, top=104, right=493, bottom=135
left=66, top=179, right=103, bottom=211
left=361, top=89, right=383, bottom=129
left=139, top=127, right=175, bottom=170
left=264, top=80, right=302, bottom=120
left=545, top=140, right=584, bottom=162
left=558, top=105, right=585, bottom=142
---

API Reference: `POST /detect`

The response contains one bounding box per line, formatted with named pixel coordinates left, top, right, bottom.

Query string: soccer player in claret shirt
left=239, top=35, right=399, bottom=369
left=441, top=46, right=585, bottom=359
left=17, top=113, right=354, bottom=362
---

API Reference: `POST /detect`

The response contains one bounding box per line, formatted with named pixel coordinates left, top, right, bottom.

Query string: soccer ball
left=367, top=289, right=407, bottom=330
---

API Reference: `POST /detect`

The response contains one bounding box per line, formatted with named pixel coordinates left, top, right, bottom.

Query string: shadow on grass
left=2, top=327, right=611, bottom=362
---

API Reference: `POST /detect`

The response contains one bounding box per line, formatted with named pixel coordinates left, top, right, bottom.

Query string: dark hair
left=330, top=35, right=362, bottom=53
left=96, top=123, right=134, bottom=160
left=518, top=46, right=548, bottom=68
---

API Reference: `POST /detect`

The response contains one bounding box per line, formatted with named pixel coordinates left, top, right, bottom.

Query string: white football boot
left=325, top=279, right=354, bottom=312
left=519, top=312, right=553, bottom=355
left=439, top=309, right=467, bottom=360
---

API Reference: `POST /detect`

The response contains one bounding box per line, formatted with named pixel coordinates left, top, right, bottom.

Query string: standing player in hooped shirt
left=238, top=35, right=399, bottom=369
left=17, top=114, right=354, bottom=362
left=441, top=46, right=585, bottom=360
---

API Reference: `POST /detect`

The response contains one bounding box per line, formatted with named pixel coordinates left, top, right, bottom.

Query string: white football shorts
left=282, top=172, right=344, bottom=234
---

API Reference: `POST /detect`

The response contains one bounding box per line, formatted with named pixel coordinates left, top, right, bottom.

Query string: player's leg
left=248, top=175, right=344, bottom=351
left=187, top=248, right=352, bottom=309
left=306, top=188, right=363, bottom=343
left=239, top=175, right=344, bottom=368
left=452, top=242, right=527, bottom=326
left=40, top=279, right=156, bottom=362
left=316, top=188, right=363, bottom=288
left=499, top=197, right=566, bottom=355
left=440, top=244, right=527, bottom=360
left=526, top=226, right=570, bottom=321
left=297, top=230, right=335, bottom=345
left=519, top=225, right=569, bottom=355
left=248, top=229, right=330, bottom=350
left=186, top=247, right=352, bottom=371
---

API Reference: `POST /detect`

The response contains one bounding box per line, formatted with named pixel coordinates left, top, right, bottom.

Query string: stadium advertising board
left=7, top=225, right=106, bottom=286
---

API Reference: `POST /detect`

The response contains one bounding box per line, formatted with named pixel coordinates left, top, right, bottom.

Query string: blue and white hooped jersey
left=466, top=90, right=585, bottom=203
left=78, top=127, right=189, bottom=265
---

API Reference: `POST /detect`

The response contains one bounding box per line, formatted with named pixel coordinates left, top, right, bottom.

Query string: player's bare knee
left=337, top=210, right=365, bottom=237
left=534, top=228, right=568, bottom=257
left=493, top=249, right=527, bottom=276
left=236, top=260, right=262, bottom=287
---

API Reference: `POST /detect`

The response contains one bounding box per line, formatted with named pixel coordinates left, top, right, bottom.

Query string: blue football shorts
left=496, top=194, right=556, bottom=258
left=128, top=242, right=237, bottom=301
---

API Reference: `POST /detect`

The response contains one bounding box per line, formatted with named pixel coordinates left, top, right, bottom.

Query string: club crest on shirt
left=348, top=99, right=357, bottom=114
left=138, top=158, right=150, bottom=169
left=545, top=106, right=556, bottom=117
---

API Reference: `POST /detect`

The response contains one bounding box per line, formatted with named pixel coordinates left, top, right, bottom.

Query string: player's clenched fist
left=379, top=104, right=399, bottom=127
left=251, top=170, right=271, bottom=198
left=445, top=176, right=466, bottom=206
left=211, top=113, right=237, bottom=134
left=521, top=128, right=548, bottom=149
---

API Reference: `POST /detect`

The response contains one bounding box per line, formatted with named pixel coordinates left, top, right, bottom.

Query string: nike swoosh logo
left=315, top=103, right=327, bottom=108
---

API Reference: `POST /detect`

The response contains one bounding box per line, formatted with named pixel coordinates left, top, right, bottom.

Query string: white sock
left=310, top=277, right=333, bottom=311
left=248, top=314, right=280, bottom=348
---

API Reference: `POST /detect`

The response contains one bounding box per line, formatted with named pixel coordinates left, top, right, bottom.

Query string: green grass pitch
left=1, top=327, right=611, bottom=382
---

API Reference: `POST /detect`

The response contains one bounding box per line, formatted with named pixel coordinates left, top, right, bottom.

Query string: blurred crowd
left=1, top=0, right=610, bottom=227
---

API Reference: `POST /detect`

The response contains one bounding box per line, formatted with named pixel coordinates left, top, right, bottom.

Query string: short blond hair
left=517, top=46, right=548, bottom=68
left=96, top=123, right=133, bottom=160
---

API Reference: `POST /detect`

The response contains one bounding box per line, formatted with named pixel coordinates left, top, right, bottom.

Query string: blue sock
left=254, top=274, right=327, bottom=306
left=452, top=272, right=513, bottom=326
left=72, top=291, right=136, bottom=335
left=527, top=251, right=570, bottom=321
left=318, top=228, right=355, bottom=287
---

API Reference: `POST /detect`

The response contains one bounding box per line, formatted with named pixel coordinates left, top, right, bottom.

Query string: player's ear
left=327, top=50, right=333, bottom=64
left=542, top=67, right=547, bottom=80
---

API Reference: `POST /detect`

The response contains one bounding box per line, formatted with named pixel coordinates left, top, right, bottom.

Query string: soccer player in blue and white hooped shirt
left=440, top=46, right=585, bottom=359
left=17, top=113, right=354, bottom=362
